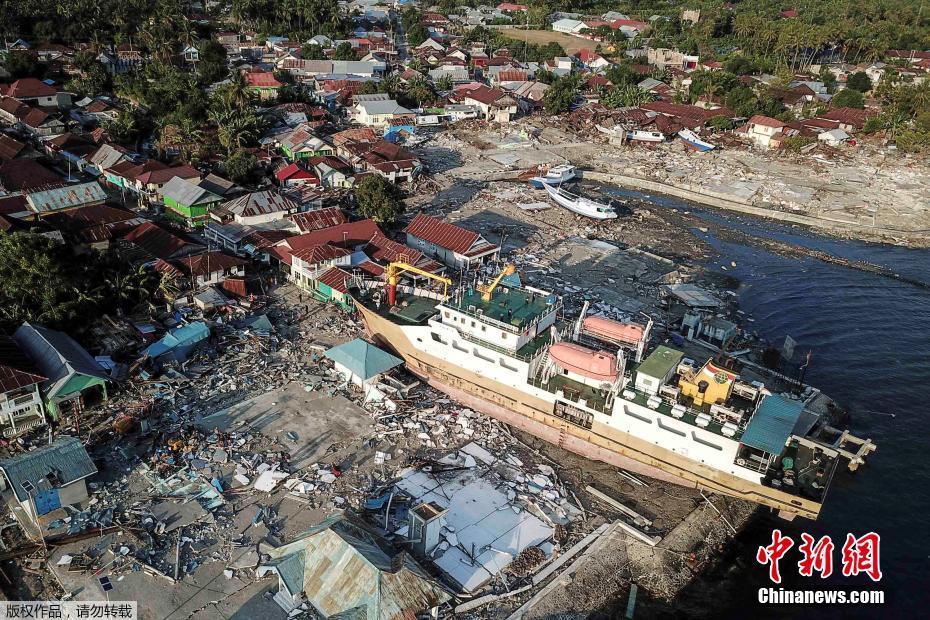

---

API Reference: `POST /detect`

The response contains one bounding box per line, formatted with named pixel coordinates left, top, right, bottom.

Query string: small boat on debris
left=678, top=129, right=716, bottom=151
left=543, top=183, right=617, bottom=219
left=528, top=164, right=577, bottom=188
left=627, top=129, right=665, bottom=143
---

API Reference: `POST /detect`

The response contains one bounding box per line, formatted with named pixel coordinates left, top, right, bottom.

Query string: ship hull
left=355, top=302, right=823, bottom=520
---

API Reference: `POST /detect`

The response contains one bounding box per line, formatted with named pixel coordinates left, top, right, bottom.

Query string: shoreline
left=582, top=169, right=930, bottom=248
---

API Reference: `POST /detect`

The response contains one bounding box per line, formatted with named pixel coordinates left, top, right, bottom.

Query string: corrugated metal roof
left=12, top=322, right=109, bottom=394
left=264, top=515, right=450, bottom=619
left=317, top=267, right=352, bottom=294
left=0, top=335, right=46, bottom=393
left=742, top=395, right=806, bottom=455
left=325, top=339, right=402, bottom=380
left=0, top=436, right=97, bottom=502
left=220, top=190, right=298, bottom=218
left=161, top=176, right=220, bottom=207
left=403, top=213, right=478, bottom=255
left=289, top=207, right=347, bottom=232
left=26, top=181, right=106, bottom=213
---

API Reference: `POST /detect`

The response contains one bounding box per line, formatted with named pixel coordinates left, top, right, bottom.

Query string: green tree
left=356, top=175, right=404, bottom=224
left=544, top=75, right=583, bottom=114
left=223, top=149, right=258, bottom=183
left=301, top=44, right=326, bottom=60
left=435, top=74, right=452, bottom=91
left=334, top=42, right=357, bottom=61
left=104, top=109, right=141, bottom=144
left=407, top=24, right=430, bottom=48
left=198, top=40, right=230, bottom=84
left=406, top=76, right=434, bottom=108
left=3, top=51, right=45, bottom=79
left=0, top=231, right=94, bottom=331
left=847, top=71, right=872, bottom=92
left=832, top=88, right=866, bottom=108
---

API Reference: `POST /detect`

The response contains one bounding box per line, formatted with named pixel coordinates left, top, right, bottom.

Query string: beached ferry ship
left=351, top=265, right=875, bottom=520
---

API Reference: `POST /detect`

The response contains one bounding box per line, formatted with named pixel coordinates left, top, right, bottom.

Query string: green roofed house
left=161, top=176, right=221, bottom=228
left=12, top=322, right=109, bottom=421
left=634, top=345, right=684, bottom=395
left=257, top=513, right=450, bottom=618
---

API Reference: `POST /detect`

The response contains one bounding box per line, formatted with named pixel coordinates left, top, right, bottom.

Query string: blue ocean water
left=601, top=186, right=930, bottom=617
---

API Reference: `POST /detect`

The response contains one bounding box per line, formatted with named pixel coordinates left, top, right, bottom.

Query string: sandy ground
left=497, top=27, right=595, bottom=55
left=414, top=118, right=930, bottom=248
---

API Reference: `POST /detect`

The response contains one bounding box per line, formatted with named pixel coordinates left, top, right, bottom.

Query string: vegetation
left=223, top=149, right=259, bottom=183
left=0, top=231, right=158, bottom=333
left=601, top=83, right=654, bottom=108
left=355, top=175, right=404, bottom=224
left=464, top=26, right=565, bottom=63
left=832, top=88, right=865, bottom=109
left=543, top=75, right=582, bottom=114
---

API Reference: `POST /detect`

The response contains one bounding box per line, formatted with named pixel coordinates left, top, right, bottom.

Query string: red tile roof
left=136, top=164, right=201, bottom=186
left=0, top=195, right=28, bottom=216
left=273, top=219, right=380, bottom=264
left=0, top=335, right=46, bottom=393
left=245, top=71, right=282, bottom=88
left=818, top=107, right=874, bottom=129
left=275, top=163, right=319, bottom=183
left=122, top=222, right=200, bottom=260
left=288, top=207, right=348, bottom=232
left=611, top=19, right=649, bottom=30
left=0, top=78, right=57, bottom=99
left=176, top=251, right=247, bottom=276
left=497, top=69, right=528, bottom=82
left=0, top=134, right=25, bottom=161
left=356, top=260, right=385, bottom=277
left=317, top=267, right=352, bottom=294
left=463, top=85, right=509, bottom=106
left=154, top=258, right=184, bottom=279
left=403, top=213, right=479, bottom=254
left=0, top=159, right=63, bottom=192
left=365, top=232, right=424, bottom=264
left=747, top=114, right=786, bottom=128
left=291, top=243, right=352, bottom=264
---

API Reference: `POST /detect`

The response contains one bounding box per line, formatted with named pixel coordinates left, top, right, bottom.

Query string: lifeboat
left=548, top=342, right=619, bottom=382
left=582, top=316, right=645, bottom=347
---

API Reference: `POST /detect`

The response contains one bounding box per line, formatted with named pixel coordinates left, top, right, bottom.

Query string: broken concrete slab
left=195, top=383, right=374, bottom=470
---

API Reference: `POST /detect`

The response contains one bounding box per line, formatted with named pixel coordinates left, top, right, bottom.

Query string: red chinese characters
left=756, top=529, right=794, bottom=584
left=798, top=533, right=835, bottom=578
left=841, top=532, right=883, bottom=582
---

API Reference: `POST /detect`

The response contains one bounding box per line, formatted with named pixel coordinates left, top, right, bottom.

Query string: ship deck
left=355, top=290, right=441, bottom=325
left=529, top=373, right=611, bottom=413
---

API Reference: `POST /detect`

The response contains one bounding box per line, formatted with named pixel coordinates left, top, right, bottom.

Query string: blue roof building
left=324, top=339, right=402, bottom=386
left=0, top=436, right=96, bottom=539
left=742, top=394, right=806, bottom=455
left=144, top=322, right=210, bottom=363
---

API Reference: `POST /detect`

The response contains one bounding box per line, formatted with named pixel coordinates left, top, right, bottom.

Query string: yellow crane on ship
left=386, top=261, right=452, bottom=306
left=478, top=264, right=516, bottom=301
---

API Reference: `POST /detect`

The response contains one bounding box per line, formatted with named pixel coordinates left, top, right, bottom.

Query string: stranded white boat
left=543, top=183, right=617, bottom=219
left=627, top=129, right=665, bottom=143
left=678, top=129, right=716, bottom=152
left=528, top=164, right=577, bottom=188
